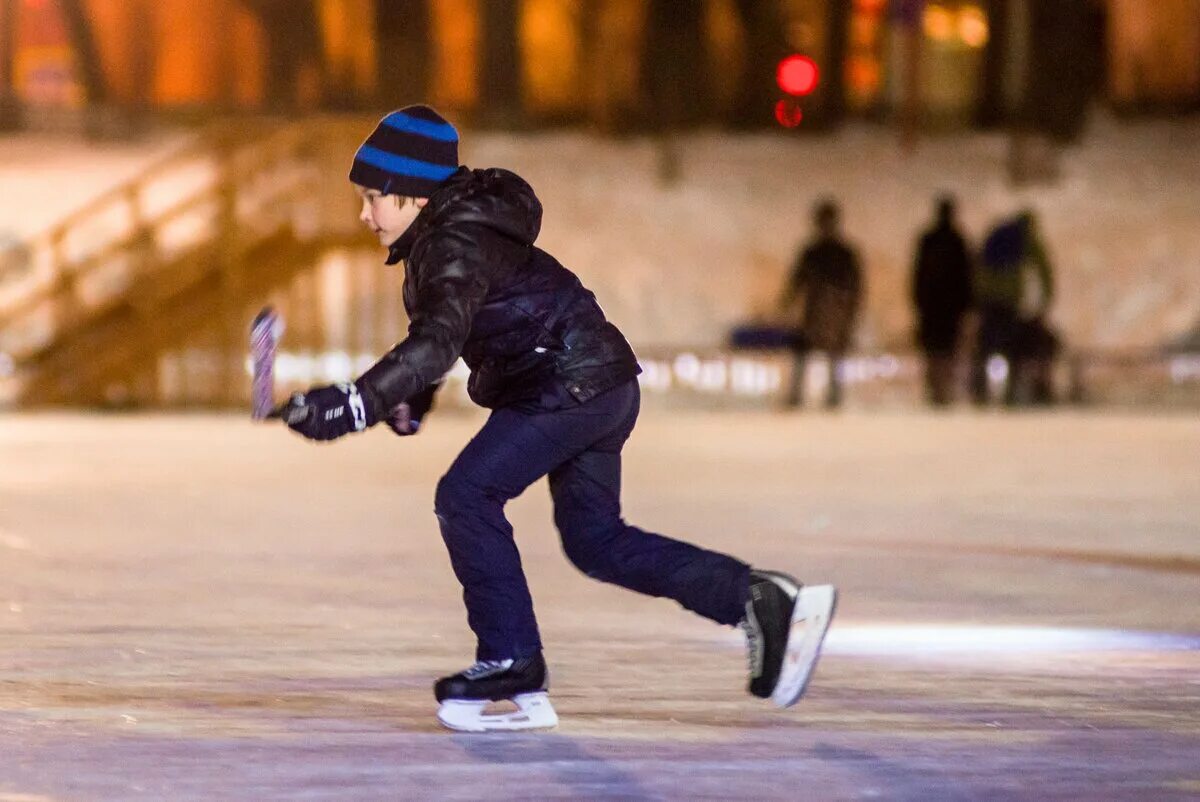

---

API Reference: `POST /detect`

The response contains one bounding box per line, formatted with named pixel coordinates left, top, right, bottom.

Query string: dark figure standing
left=781, top=201, right=864, bottom=409
left=243, top=0, right=325, bottom=109
left=912, top=197, right=974, bottom=406
left=972, top=210, right=1056, bottom=406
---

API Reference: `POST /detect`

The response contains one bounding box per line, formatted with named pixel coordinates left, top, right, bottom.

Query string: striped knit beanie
left=349, top=105, right=459, bottom=198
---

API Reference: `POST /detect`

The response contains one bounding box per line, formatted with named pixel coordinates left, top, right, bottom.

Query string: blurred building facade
left=0, top=0, right=1197, bottom=132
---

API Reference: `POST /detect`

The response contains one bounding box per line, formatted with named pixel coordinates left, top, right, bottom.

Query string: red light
left=775, top=99, right=804, bottom=128
left=776, top=55, right=820, bottom=97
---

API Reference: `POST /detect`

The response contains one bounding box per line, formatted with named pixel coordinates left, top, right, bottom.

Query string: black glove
left=386, top=383, right=439, bottom=437
left=278, top=382, right=379, bottom=442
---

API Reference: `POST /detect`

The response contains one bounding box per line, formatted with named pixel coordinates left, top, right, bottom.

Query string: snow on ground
left=1, top=116, right=1199, bottom=353
left=0, top=128, right=194, bottom=239
left=1, top=411, right=1198, bottom=799
left=466, top=115, right=1200, bottom=350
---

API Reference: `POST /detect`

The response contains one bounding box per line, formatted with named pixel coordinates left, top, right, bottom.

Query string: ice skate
left=434, top=654, right=558, bottom=732
left=742, top=570, right=837, bottom=708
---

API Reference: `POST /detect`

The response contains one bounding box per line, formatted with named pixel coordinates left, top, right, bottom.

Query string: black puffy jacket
left=357, top=166, right=641, bottom=414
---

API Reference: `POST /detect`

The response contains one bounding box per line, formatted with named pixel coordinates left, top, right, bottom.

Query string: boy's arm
left=1029, top=233, right=1055, bottom=311
left=358, top=226, right=491, bottom=413
left=406, top=381, right=440, bottom=421
left=386, top=381, right=441, bottom=436
left=912, top=236, right=929, bottom=308
left=779, top=249, right=808, bottom=310
left=849, top=248, right=865, bottom=321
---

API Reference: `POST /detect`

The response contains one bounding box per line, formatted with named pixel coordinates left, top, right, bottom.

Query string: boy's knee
left=562, top=537, right=606, bottom=578
left=559, top=517, right=623, bottom=579
left=434, top=471, right=475, bottom=518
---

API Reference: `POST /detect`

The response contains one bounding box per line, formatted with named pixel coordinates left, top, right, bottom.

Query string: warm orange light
left=923, top=5, right=955, bottom=42
left=959, top=7, right=990, bottom=48
left=847, top=57, right=881, bottom=96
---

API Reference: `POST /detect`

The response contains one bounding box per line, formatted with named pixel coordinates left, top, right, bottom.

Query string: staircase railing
left=0, top=118, right=375, bottom=405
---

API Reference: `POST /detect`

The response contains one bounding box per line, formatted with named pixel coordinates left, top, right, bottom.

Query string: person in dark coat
left=272, top=106, right=837, bottom=731
left=780, top=200, right=864, bottom=409
left=911, top=196, right=974, bottom=406
left=972, top=210, right=1056, bottom=406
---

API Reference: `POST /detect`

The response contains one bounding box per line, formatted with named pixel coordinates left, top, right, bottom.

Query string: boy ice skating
left=277, top=105, right=837, bottom=732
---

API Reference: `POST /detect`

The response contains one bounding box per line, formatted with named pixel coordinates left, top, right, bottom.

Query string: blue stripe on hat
left=355, top=145, right=458, bottom=182
left=381, top=111, right=459, bottom=142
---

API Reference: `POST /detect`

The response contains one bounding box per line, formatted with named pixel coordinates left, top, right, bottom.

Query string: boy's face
left=354, top=184, right=428, bottom=246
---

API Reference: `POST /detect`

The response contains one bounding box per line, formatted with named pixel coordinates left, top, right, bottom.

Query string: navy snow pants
left=433, top=379, right=752, bottom=660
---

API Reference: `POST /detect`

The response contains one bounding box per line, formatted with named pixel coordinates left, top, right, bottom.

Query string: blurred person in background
left=972, top=209, right=1057, bottom=406
left=779, top=200, right=864, bottom=409
left=911, top=196, right=974, bottom=407
left=242, top=0, right=325, bottom=109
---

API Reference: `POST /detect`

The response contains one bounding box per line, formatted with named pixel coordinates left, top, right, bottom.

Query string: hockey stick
left=250, top=306, right=284, bottom=420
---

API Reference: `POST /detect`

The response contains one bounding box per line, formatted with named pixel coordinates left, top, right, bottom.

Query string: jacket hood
left=387, top=166, right=542, bottom=264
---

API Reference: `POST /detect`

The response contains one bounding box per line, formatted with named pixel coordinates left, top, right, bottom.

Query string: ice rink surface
left=2, top=410, right=1198, bottom=800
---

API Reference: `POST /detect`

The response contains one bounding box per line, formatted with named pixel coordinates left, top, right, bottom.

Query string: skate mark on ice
left=824, top=625, right=1200, bottom=658
left=716, top=624, right=1200, bottom=667
left=810, top=742, right=949, bottom=802
left=453, top=733, right=660, bottom=801
left=835, top=537, right=1200, bottom=577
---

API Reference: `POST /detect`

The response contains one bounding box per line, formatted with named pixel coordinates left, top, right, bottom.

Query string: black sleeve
left=912, top=237, right=927, bottom=307
left=406, top=381, right=440, bottom=421
left=954, top=234, right=975, bottom=310
left=781, top=247, right=809, bottom=306
left=796, top=248, right=815, bottom=288
left=356, top=226, right=491, bottom=412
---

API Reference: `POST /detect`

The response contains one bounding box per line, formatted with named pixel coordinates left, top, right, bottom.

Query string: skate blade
left=771, top=584, right=837, bottom=708
left=437, top=692, right=558, bottom=733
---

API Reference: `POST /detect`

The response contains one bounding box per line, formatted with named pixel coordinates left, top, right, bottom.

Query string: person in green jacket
left=972, top=210, right=1056, bottom=406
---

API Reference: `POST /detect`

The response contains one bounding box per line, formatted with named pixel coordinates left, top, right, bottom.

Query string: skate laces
left=741, top=604, right=764, bottom=678
left=462, top=659, right=514, bottom=680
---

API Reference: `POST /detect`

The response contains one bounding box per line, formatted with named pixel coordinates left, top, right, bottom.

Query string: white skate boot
left=434, top=654, right=558, bottom=732
left=742, top=570, right=837, bottom=708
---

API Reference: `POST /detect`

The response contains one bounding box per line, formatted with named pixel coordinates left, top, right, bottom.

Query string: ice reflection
left=824, top=624, right=1200, bottom=656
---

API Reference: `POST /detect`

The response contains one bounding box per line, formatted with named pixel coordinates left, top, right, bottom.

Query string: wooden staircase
left=0, top=119, right=374, bottom=407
